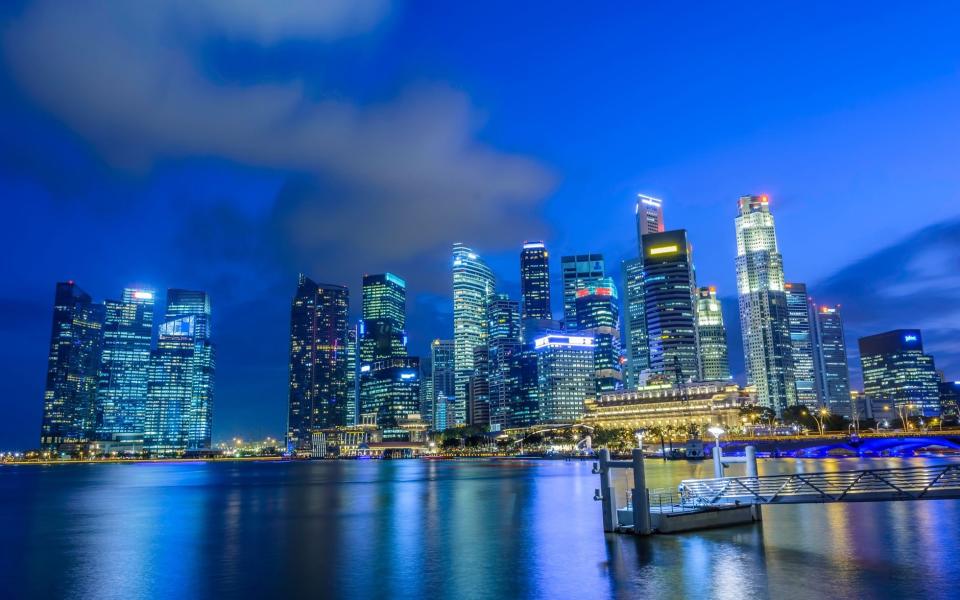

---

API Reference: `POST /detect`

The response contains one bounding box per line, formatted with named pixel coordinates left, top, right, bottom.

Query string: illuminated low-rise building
left=583, top=381, right=754, bottom=431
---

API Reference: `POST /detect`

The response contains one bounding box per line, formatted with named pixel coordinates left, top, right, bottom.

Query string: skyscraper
left=452, top=243, right=495, bottom=425
left=145, top=289, right=216, bottom=454
left=96, top=287, right=154, bottom=445
left=430, top=339, right=456, bottom=430
left=487, top=294, right=522, bottom=429
left=467, top=345, right=490, bottom=426
left=345, top=323, right=359, bottom=426
left=696, top=287, right=731, bottom=381
left=560, top=253, right=604, bottom=329
left=859, top=330, right=940, bottom=417
left=363, top=356, right=421, bottom=431
left=784, top=283, right=818, bottom=406
left=735, top=195, right=796, bottom=414
left=359, top=273, right=407, bottom=365
left=40, top=282, right=105, bottom=451
left=575, top=277, right=623, bottom=394
left=641, top=230, right=701, bottom=382
left=813, top=305, right=852, bottom=414
left=520, top=241, right=552, bottom=321
left=535, top=334, right=596, bottom=423
left=636, top=193, right=665, bottom=239
left=621, top=257, right=647, bottom=389
left=285, top=276, right=348, bottom=454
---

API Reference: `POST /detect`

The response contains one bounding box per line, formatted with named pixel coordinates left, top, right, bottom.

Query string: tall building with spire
left=784, top=283, right=818, bottom=405
left=735, top=195, right=796, bottom=414
left=96, top=287, right=155, bottom=445
left=641, top=230, right=701, bottom=382
left=40, top=281, right=105, bottom=451
left=520, top=241, right=552, bottom=321
left=452, top=243, right=495, bottom=425
left=696, top=286, right=731, bottom=381
left=285, top=276, right=348, bottom=454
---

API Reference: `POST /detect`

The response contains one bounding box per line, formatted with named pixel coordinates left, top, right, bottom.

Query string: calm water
left=3, top=457, right=960, bottom=599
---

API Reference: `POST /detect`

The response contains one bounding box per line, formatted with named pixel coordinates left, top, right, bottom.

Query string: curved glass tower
left=452, top=243, right=495, bottom=425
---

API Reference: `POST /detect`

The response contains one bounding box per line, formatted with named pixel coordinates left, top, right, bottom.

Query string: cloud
left=1, top=0, right=555, bottom=283
left=815, top=218, right=960, bottom=380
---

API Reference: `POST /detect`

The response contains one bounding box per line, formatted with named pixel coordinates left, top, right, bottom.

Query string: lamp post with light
left=708, top=426, right=725, bottom=479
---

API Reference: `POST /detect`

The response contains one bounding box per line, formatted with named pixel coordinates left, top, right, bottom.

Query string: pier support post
left=632, top=449, right=651, bottom=535
left=598, top=449, right=615, bottom=532
left=745, top=445, right=758, bottom=479
left=712, top=445, right=724, bottom=479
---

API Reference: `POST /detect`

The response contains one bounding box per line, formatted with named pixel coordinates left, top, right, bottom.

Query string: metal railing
left=680, top=463, right=960, bottom=506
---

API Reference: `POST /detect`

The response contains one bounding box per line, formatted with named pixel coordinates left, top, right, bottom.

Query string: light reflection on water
left=3, top=457, right=960, bottom=599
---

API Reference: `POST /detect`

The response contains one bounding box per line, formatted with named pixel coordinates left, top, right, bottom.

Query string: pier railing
left=680, top=463, right=960, bottom=506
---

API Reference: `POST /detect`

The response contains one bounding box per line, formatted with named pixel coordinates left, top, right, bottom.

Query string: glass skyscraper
left=574, top=277, right=622, bottom=394
left=452, top=243, right=495, bottom=425
left=145, top=289, right=215, bottom=454
left=641, top=230, right=701, bottom=382
left=40, top=281, right=105, bottom=451
left=520, top=241, right=552, bottom=321
left=784, top=283, right=818, bottom=405
left=359, top=273, right=407, bottom=366
left=487, top=294, right=521, bottom=429
left=636, top=193, right=665, bottom=239
left=285, top=276, right=348, bottom=454
left=859, top=329, right=940, bottom=417
left=96, top=287, right=154, bottom=445
left=622, top=257, right=647, bottom=389
left=813, top=305, right=852, bottom=414
left=535, top=334, right=596, bottom=423
left=696, top=286, right=731, bottom=381
left=735, top=195, right=796, bottom=414
left=345, top=323, right=359, bottom=426
left=560, top=253, right=604, bottom=330
left=430, top=339, right=456, bottom=430
left=363, top=356, right=421, bottom=431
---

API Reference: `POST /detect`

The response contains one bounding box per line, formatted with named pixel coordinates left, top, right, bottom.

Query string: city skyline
left=4, top=2, right=960, bottom=448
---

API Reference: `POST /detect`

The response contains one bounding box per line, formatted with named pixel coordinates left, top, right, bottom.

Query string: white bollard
left=632, top=448, right=651, bottom=535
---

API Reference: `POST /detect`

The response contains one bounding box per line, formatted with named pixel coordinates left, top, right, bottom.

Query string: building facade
left=452, top=244, right=495, bottom=425
left=560, top=253, right=604, bottom=330
left=641, top=230, right=701, bottom=382
left=535, top=334, right=596, bottom=423
left=96, top=287, right=155, bottom=445
left=487, top=294, right=521, bottom=429
left=735, top=195, right=796, bottom=414
left=575, top=277, right=623, bottom=394
left=859, top=329, right=940, bottom=417
left=695, top=287, right=731, bottom=381
left=145, top=289, right=215, bottom=454
left=622, top=257, right=647, bottom=389
left=362, top=357, right=421, bottom=431
left=636, top=193, right=665, bottom=239
left=583, top=382, right=752, bottom=432
left=431, top=339, right=456, bottom=430
left=814, top=305, right=852, bottom=414
left=784, top=282, right=818, bottom=405
left=520, top=241, right=552, bottom=321
left=286, top=276, right=349, bottom=454
left=40, top=281, right=105, bottom=451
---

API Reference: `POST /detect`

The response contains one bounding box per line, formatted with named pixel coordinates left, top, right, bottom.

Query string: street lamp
left=707, top=426, right=724, bottom=451
left=634, top=429, right=645, bottom=452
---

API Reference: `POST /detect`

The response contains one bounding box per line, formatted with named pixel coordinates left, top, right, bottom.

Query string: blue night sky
left=2, top=1, right=960, bottom=449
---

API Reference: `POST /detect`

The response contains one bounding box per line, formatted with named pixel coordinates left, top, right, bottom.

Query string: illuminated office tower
left=520, top=241, right=552, bottom=321
left=696, top=287, right=731, bottom=381
left=487, top=294, right=522, bottom=429
left=636, top=193, right=665, bottom=241
left=535, top=334, right=596, bottom=423
left=345, top=323, right=359, bottom=426
left=431, top=339, right=456, bottom=430
left=419, top=355, right=434, bottom=426
left=453, top=243, right=495, bottom=425
left=641, top=230, right=701, bottom=382
left=96, top=287, right=155, bottom=444
left=622, top=258, right=647, bottom=389
left=813, top=305, right=852, bottom=413
left=285, top=276, right=348, bottom=454
left=784, top=283, right=817, bottom=405
left=359, top=273, right=407, bottom=364
left=40, top=281, right=105, bottom=451
left=144, top=289, right=216, bottom=454
left=560, top=253, right=604, bottom=329
left=735, top=195, right=796, bottom=414
left=859, top=330, right=940, bottom=417
left=467, top=345, right=491, bottom=426
left=363, top=357, right=421, bottom=432
left=575, top=277, right=623, bottom=394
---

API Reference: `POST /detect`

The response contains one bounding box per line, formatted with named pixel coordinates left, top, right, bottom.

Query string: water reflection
left=2, top=457, right=960, bottom=599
